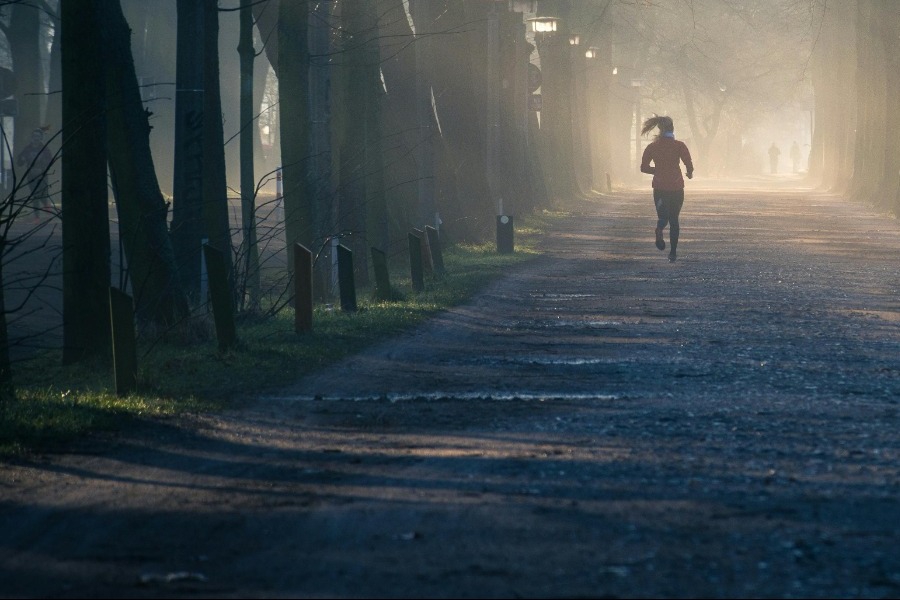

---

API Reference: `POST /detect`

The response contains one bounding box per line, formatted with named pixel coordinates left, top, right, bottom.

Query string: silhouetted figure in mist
left=790, top=141, right=801, bottom=173
left=768, top=142, right=781, bottom=174
left=640, top=115, right=694, bottom=263
left=16, top=127, right=52, bottom=220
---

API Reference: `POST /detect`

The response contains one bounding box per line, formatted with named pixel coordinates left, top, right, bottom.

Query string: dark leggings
left=654, top=189, right=684, bottom=253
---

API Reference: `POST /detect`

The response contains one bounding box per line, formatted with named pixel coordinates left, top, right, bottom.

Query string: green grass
left=0, top=211, right=554, bottom=456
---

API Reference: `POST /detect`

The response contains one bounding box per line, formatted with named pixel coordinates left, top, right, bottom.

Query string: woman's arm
left=681, top=144, right=694, bottom=179
left=640, top=145, right=655, bottom=175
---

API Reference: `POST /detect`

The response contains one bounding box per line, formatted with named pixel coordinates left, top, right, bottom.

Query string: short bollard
left=425, top=225, right=444, bottom=275
left=408, top=232, right=424, bottom=292
left=371, top=247, right=392, bottom=301
left=109, top=286, right=137, bottom=397
left=337, top=244, right=357, bottom=312
left=203, top=244, right=237, bottom=351
left=294, top=243, right=313, bottom=332
left=496, top=215, right=514, bottom=254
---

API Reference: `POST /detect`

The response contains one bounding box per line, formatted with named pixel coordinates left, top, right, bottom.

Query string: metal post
left=408, top=232, right=424, bottom=293
left=203, top=243, right=237, bottom=351
left=293, top=243, right=313, bottom=332
left=109, top=287, right=137, bottom=396
left=371, top=247, right=392, bottom=301
left=413, top=227, right=433, bottom=275
left=200, top=236, right=208, bottom=308
left=330, top=236, right=339, bottom=296
left=497, top=215, right=514, bottom=254
left=337, top=244, right=356, bottom=312
left=425, top=225, right=444, bottom=275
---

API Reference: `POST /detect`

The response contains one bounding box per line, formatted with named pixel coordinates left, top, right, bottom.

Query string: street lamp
left=527, top=16, right=559, bottom=35
left=585, top=46, right=599, bottom=59
left=569, top=33, right=581, bottom=46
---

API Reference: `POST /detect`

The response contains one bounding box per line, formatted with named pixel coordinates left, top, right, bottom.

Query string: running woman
left=639, top=115, right=694, bottom=262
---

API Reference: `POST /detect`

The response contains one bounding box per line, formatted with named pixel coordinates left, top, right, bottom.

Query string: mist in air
left=114, top=0, right=827, bottom=202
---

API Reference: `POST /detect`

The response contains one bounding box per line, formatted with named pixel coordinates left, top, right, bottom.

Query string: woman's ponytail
left=641, top=115, right=674, bottom=137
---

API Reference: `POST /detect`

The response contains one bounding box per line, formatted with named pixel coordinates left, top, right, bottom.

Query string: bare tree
left=201, top=0, right=233, bottom=295
left=100, top=0, right=188, bottom=326
left=60, top=0, right=109, bottom=364
left=277, top=0, right=313, bottom=272
left=238, top=0, right=261, bottom=310
left=172, top=0, right=205, bottom=303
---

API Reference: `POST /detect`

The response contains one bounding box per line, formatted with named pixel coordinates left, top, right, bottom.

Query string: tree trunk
left=249, top=0, right=280, bottom=178
left=535, top=0, right=577, bottom=202
left=681, top=82, right=724, bottom=176
left=410, top=0, right=436, bottom=229
left=335, top=4, right=376, bottom=286
left=434, top=1, right=494, bottom=241
left=61, top=0, right=111, bottom=364
left=253, top=0, right=279, bottom=73
left=277, top=0, right=313, bottom=272
left=309, top=0, right=335, bottom=298
left=362, top=1, right=388, bottom=255
left=498, top=10, right=529, bottom=212
left=587, top=34, right=613, bottom=192
left=172, top=0, right=205, bottom=302
left=238, top=0, right=260, bottom=310
left=851, top=0, right=883, bottom=203
left=376, top=0, right=425, bottom=240
left=202, top=0, right=233, bottom=292
left=101, top=0, right=188, bottom=326
left=879, top=1, right=900, bottom=213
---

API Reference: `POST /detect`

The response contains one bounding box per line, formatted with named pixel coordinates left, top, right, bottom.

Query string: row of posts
left=109, top=244, right=236, bottom=397
left=109, top=217, right=514, bottom=397
left=293, top=224, right=445, bottom=334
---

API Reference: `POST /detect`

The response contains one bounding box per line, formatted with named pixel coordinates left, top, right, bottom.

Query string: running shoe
left=655, top=227, right=665, bottom=251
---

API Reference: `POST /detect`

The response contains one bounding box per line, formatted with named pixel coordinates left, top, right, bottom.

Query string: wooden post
left=425, top=225, right=444, bottom=275
left=413, top=227, right=433, bottom=275
left=337, top=244, right=357, bottom=312
left=109, top=287, right=137, bottom=396
left=294, top=243, right=313, bottom=332
left=371, top=247, right=392, bottom=301
left=203, top=244, right=237, bottom=351
left=408, top=232, right=424, bottom=292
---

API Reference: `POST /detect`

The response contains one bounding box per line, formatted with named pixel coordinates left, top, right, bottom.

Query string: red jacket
left=640, top=137, right=693, bottom=191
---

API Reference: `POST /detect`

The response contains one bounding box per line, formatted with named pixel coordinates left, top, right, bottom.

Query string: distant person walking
left=16, top=127, right=52, bottom=220
left=768, top=142, right=781, bottom=174
left=790, top=141, right=802, bottom=173
left=640, top=115, right=693, bottom=263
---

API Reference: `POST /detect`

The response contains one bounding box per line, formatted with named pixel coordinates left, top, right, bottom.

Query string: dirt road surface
left=2, top=182, right=900, bottom=599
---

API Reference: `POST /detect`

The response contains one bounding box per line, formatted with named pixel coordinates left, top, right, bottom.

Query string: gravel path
left=2, top=183, right=900, bottom=599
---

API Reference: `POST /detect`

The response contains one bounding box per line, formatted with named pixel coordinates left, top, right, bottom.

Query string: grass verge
left=1, top=211, right=555, bottom=456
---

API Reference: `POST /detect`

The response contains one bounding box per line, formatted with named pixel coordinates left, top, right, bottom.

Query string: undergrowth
left=0, top=211, right=555, bottom=456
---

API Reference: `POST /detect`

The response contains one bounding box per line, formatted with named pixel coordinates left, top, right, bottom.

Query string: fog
left=3, top=0, right=898, bottom=359
left=108, top=0, right=828, bottom=203
left=101, top=0, right=894, bottom=299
